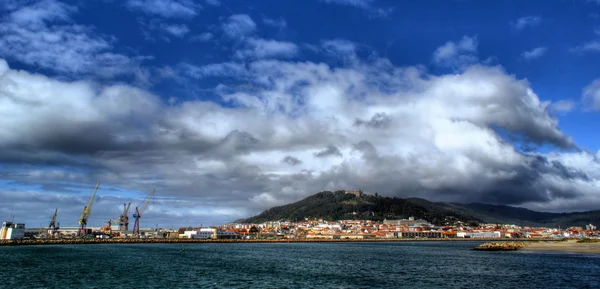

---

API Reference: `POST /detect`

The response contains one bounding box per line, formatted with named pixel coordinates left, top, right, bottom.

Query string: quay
left=0, top=238, right=548, bottom=247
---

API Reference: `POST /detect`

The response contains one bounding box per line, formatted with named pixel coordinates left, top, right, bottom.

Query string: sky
left=1, top=0, right=600, bottom=228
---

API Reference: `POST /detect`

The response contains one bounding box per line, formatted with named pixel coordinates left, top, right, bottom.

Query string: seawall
left=0, top=238, right=549, bottom=247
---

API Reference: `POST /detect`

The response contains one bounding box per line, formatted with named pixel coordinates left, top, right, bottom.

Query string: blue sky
left=1, top=0, right=600, bottom=227
left=55, top=0, right=600, bottom=150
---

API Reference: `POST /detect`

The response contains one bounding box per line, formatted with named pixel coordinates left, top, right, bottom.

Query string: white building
left=181, top=228, right=238, bottom=239
left=182, top=228, right=217, bottom=239
left=467, top=231, right=501, bottom=238
left=586, top=224, right=596, bottom=231
left=1, top=222, right=25, bottom=240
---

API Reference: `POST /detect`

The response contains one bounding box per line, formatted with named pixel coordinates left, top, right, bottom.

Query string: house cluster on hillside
left=190, top=218, right=600, bottom=240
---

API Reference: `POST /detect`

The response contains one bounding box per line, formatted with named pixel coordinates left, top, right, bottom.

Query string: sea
left=1, top=241, right=599, bottom=288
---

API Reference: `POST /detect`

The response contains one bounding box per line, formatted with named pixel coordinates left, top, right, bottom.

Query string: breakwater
left=0, top=238, right=548, bottom=247
left=473, top=242, right=528, bottom=251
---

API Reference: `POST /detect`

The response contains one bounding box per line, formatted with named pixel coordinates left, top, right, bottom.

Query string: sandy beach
left=523, top=240, right=600, bottom=254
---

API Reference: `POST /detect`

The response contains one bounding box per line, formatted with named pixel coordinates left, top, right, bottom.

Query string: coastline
left=521, top=240, right=600, bottom=254
left=0, top=238, right=544, bottom=247
left=473, top=240, right=600, bottom=254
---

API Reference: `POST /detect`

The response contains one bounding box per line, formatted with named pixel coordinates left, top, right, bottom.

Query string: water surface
left=1, top=242, right=598, bottom=288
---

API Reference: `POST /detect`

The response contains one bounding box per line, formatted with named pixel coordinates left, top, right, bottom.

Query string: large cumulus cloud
left=0, top=50, right=598, bottom=226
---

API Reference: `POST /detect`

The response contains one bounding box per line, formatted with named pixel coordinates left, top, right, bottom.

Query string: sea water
left=0, top=241, right=599, bottom=288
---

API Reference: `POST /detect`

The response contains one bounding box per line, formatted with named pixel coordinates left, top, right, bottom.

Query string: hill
left=241, top=191, right=600, bottom=228
left=450, top=203, right=600, bottom=228
left=242, top=190, right=479, bottom=225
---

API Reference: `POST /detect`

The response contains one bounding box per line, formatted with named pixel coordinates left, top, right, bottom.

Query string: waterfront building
left=383, top=217, right=432, bottom=228
left=466, top=232, right=501, bottom=238
left=181, top=228, right=239, bottom=239
left=1, top=222, right=25, bottom=240
left=400, top=231, right=443, bottom=238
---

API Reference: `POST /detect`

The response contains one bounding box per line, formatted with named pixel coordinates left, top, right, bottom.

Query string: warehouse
left=1, top=222, right=25, bottom=240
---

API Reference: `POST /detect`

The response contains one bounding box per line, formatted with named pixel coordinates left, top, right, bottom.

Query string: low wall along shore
left=0, top=238, right=546, bottom=247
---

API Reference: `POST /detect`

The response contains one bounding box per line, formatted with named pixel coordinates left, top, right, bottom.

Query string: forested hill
left=240, top=190, right=600, bottom=227
left=241, top=190, right=479, bottom=225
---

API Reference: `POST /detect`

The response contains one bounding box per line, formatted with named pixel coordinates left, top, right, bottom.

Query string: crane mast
left=132, top=189, right=155, bottom=237
left=48, top=208, right=59, bottom=238
left=119, top=202, right=131, bottom=231
left=78, top=181, right=100, bottom=236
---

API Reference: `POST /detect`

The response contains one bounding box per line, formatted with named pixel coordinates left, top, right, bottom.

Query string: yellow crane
left=101, top=219, right=114, bottom=237
left=78, top=181, right=100, bottom=236
left=132, top=189, right=155, bottom=237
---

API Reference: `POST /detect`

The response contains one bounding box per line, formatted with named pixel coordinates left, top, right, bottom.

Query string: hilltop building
left=345, top=189, right=363, bottom=197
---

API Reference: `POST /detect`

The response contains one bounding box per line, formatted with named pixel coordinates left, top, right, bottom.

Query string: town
left=177, top=218, right=600, bottom=240
left=1, top=184, right=600, bottom=242
left=2, top=217, right=599, bottom=242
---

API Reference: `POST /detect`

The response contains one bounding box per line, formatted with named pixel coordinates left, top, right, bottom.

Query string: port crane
left=101, top=219, right=114, bottom=236
left=48, top=208, right=59, bottom=238
left=118, top=202, right=131, bottom=231
left=132, top=189, right=155, bottom=237
left=78, top=181, right=100, bottom=236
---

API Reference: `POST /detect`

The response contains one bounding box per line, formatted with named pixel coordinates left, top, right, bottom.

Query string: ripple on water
left=0, top=242, right=599, bottom=288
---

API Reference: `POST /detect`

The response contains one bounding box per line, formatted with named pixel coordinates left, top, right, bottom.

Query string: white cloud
left=322, top=39, right=357, bottom=55
left=550, top=100, right=576, bottom=113
left=125, top=0, right=198, bottom=19
left=573, top=41, right=600, bottom=53
left=320, top=0, right=393, bottom=17
left=0, top=1, right=147, bottom=78
left=160, top=23, right=189, bottom=38
left=2, top=44, right=598, bottom=224
left=512, top=16, right=542, bottom=30
left=192, top=32, right=213, bottom=42
left=322, top=0, right=372, bottom=9
left=205, top=0, right=220, bottom=6
left=432, top=36, right=478, bottom=69
left=582, top=79, right=600, bottom=110
left=235, top=38, right=299, bottom=59
left=222, top=14, right=256, bottom=39
left=262, top=17, right=287, bottom=29
left=7, top=0, right=74, bottom=27
left=178, top=62, right=248, bottom=79
left=521, top=47, right=547, bottom=60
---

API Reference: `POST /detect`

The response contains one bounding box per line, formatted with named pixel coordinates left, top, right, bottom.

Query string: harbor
left=2, top=181, right=157, bottom=241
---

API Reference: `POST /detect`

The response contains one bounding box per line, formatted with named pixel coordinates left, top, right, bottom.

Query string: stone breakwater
left=0, top=238, right=545, bottom=247
left=473, top=242, right=528, bottom=251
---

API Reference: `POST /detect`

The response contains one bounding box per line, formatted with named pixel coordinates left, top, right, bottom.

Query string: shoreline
left=0, top=238, right=546, bottom=247
left=521, top=240, right=600, bottom=254
left=473, top=240, right=600, bottom=254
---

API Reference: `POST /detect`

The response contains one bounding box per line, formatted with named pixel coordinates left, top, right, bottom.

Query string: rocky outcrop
left=473, top=242, right=527, bottom=251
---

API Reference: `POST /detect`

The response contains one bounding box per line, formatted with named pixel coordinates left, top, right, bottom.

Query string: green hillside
left=241, top=191, right=600, bottom=228
left=242, top=190, right=479, bottom=225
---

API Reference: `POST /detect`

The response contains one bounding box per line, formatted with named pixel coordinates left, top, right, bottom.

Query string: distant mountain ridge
left=241, top=190, right=600, bottom=228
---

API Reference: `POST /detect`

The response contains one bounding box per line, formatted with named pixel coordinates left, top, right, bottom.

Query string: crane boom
left=49, top=208, right=58, bottom=228
left=139, top=189, right=155, bottom=217
left=78, top=181, right=100, bottom=226
left=132, top=189, right=156, bottom=236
